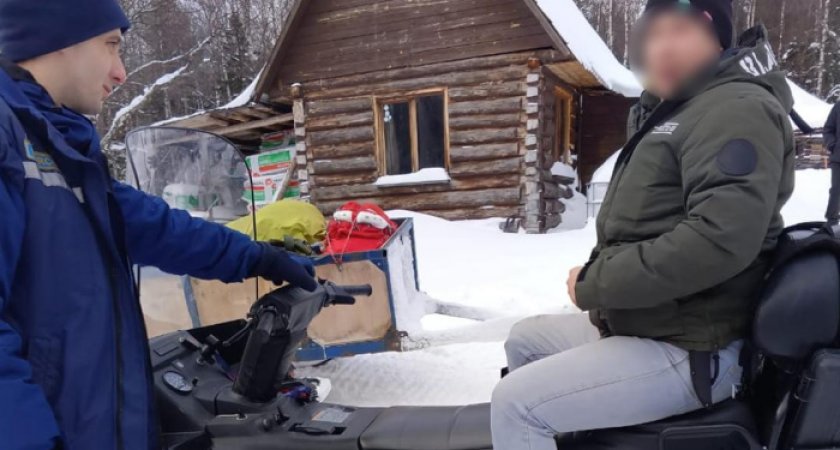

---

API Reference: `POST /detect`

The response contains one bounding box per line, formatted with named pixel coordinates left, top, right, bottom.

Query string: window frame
left=553, top=86, right=574, bottom=165
left=373, top=88, right=450, bottom=177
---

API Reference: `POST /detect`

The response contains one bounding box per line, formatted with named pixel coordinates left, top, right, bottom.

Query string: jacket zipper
left=81, top=198, right=125, bottom=450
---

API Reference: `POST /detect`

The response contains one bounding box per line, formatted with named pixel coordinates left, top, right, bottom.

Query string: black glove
left=251, top=242, right=318, bottom=291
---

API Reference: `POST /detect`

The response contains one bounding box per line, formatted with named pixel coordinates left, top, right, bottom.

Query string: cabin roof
left=253, top=0, right=643, bottom=100
left=533, top=0, right=642, bottom=97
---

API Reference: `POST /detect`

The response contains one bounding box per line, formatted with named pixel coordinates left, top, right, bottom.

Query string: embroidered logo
left=652, top=122, right=680, bottom=135
left=24, top=137, right=60, bottom=173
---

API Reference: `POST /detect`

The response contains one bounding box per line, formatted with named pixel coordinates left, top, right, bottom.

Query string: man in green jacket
left=491, top=1, right=795, bottom=448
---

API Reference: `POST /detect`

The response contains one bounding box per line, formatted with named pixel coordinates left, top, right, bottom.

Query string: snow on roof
left=153, top=109, right=206, bottom=126
left=533, top=0, right=643, bottom=98
left=221, top=69, right=262, bottom=109
left=153, top=69, right=262, bottom=127
left=788, top=80, right=833, bottom=131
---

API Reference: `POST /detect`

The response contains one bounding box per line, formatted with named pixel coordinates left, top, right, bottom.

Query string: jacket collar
left=0, top=58, right=100, bottom=166
left=0, top=58, right=36, bottom=83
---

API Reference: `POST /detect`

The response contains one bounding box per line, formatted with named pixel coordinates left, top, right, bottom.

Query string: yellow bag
left=226, top=200, right=325, bottom=244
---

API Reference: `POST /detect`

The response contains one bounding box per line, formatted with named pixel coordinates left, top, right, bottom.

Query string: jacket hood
left=707, top=25, right=793, bottom=112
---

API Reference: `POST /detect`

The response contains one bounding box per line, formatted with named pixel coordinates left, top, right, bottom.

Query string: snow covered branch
left=127, top=36, right=213, bottom=78
left=100, top=65, right=190, bottom=149
left=109, top=36, right=213, bottom=99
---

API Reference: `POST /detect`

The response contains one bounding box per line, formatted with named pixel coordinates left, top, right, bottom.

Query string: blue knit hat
left=0, top=0, right=131, bottom=62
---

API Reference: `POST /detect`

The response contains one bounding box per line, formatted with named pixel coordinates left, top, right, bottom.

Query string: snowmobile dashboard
left=148, top=281, right=494, bottom=450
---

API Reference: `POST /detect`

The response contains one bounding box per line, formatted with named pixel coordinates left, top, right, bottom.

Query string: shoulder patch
left=717, top=139, right=758, bottom=176
left=24, top=137, right=60, bottom=173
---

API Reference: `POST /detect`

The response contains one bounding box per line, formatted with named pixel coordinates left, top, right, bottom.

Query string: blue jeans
left=491, top=313, right=743, bottom=450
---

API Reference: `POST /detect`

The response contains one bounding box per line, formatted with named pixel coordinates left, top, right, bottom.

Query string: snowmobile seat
left=750, top=246, right=840, bottom=450
left=359, top=403, right=492, bottom=450
left=553, top=399, right=758, bottom=450
left=752, top=250, right=840, bottom=362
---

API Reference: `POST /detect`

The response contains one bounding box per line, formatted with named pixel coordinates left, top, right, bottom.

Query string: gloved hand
left=251, top=242, right=318, bottom=291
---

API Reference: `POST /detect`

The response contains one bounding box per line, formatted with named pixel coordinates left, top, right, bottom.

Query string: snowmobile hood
left=650, top=25, right=794, bottom=114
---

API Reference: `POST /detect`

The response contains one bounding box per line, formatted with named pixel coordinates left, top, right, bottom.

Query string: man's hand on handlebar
left=248, top=280, right=374, bottom=320
left=249, top=242, right=318, bottom=292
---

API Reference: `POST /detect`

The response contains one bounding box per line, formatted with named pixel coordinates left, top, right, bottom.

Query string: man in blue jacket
left=0, top=2, right=318, bottom=449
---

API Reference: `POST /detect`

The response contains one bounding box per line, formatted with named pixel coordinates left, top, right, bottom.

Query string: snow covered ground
left=298, top=169, right=833, bottom=408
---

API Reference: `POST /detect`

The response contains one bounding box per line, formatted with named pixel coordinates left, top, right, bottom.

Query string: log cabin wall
left=578, top=94, right=636, bottom=187
left=266, top=0, right=574, bottom=221
left=299, top=51, right=566, bottom=220
left=273, top=0, right=557, bottom=87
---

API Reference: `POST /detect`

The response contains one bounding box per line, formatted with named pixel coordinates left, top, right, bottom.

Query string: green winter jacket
left=576, top=28, right=796, bottom=351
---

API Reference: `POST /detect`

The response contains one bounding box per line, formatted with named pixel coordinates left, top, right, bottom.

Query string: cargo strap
left=689, top=350, right=720, bottom=408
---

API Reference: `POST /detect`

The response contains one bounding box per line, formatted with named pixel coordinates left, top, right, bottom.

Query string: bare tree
left=817, top=0, right=833, bottom=94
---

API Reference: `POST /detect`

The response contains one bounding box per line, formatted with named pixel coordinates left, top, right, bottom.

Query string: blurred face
left=639, top=11, right=722, bottom=99
left=30, top=30, right=127, bottom=115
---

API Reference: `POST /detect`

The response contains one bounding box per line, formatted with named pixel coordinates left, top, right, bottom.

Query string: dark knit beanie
left=0, top=0, right=131, bottom=62
left=644, top=0, right=734, bottom=50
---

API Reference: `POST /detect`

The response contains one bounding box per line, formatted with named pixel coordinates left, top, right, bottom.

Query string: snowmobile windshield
left=125, top=127, right=252, bottom=224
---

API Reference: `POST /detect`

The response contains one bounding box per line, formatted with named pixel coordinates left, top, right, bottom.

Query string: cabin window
left=378, top=92, right=448, bottom=176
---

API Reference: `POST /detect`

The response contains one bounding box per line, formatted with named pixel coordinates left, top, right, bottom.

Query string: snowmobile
left=128, top=128, right=840, bottom=450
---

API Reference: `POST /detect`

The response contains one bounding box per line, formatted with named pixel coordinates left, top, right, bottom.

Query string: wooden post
left=291, top=83, right=311, bottom=202
left=522, top=60, right=544, bottom=234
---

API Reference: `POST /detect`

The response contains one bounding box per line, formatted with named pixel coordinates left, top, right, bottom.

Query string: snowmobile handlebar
left=233, top=281, right=372, bottom=402
left=335, top=284, right=373, bottom=298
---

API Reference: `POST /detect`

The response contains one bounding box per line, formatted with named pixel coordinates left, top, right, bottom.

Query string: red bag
left=323, top=202, right=398, bottom=255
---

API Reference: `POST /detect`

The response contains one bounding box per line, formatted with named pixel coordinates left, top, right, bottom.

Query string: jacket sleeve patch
left=717, top=139, right=758, bottom=176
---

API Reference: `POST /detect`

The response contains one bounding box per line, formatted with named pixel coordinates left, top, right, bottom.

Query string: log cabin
left=175, top=0, right=643, bottom=233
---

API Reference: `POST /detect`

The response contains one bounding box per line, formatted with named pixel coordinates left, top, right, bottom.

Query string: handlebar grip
left=339, top=285, right=373, bottom=297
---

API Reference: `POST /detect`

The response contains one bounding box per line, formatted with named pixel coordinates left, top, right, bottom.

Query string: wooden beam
left=449, top=158, right=522, bottom=176
left=312, top=174, right=520, bottom=202
left=316, top=187, right=521, bottom=213
left=312, top=156, right=377, bottom=175
left=449, top=113, right=523, bottom=131
left=169, top=115, right=229, bottom=129
left=450, top=143, right=521, bottom=162
left=310, top=141, right=376, bottom=160
left=207, top=113, right=293, bottom=137
left=414, top=206, right=522, bottom=221
left=450, top=128, right=522, bottom=146
left=308, top=111, right=375, bottom=132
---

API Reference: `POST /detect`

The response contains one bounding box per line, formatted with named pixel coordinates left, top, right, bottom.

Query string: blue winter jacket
left=0, top=62, right=264, bottom=449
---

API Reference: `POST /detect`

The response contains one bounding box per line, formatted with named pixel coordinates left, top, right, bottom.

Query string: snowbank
left=534, top=0, right=643, bottom=98
left=592, top=151, right=620, bottom=184
left=789, top=80, right=833, bottom=131
left=550, top=191, right=589, bottom=232
left=782, top=169, right=831, bottom=224
left=387, top=210, right=594, bottom=319
left=374, top=168, right=451, bottom=187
